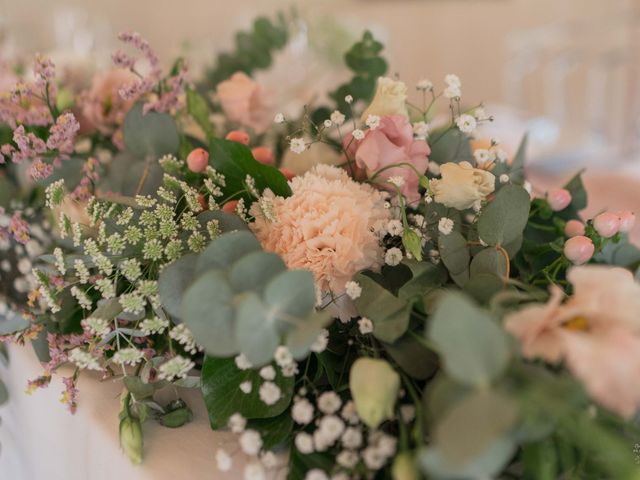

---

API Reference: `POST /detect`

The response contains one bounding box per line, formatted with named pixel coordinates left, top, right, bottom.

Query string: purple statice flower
left=61, top=376, right=79, bottom=414
left=11, top=125, right=47, bottom=163
left=72, top=157, right=100, bottom=201
left=26, top=374, right=52, bottom=395
left=27, top=158, right=54, bottom=179
left=111, top=50, right=136, bottom=70
left=46, top=112, right=80, bottom=154
left=143, top=64, right=188, bottom=114
left=8, top=211, right=29, bottom=244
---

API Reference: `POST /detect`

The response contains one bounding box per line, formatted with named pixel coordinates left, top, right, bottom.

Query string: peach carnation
left=504, top=265, right=640, bottom=417
left=216, top=72, right=274, bottom=134
left=250, top=165, right=390, bottom=295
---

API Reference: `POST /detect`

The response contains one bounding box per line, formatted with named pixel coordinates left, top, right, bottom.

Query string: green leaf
left=123, top=103, right=180, bottom=158
left=354, top=274, right=412, bottom=343
left=248, top=411, right=293, bottom=449
left=236, top=293, right=280, bottom=366
left=158, top=253, right=198, bottom=319
left=470, top=248, right=507, bottom=278
left=428, top=127, right=472, bottom=165
left=196, top=230, right=261, bottom=274
left=563, top=172, right=587, bottom=211
left=196, top=210, right=249, bottom=233
left=438, top=231, right=470, bottom=275
left=264, top=270, right=316, bottom=320
left=159, top=402, right=193, bottom=428
left=0, top=310, right=29, bottom=335
left=229, top=251, right=286, bottom=294
left=419, top=390, right=518, bottom=479
left=509, top=134, right=528, bottom=184
left=209, top=137, right=291, bottom=206
left=383, top=333, right=438, bottom=380
left=288, top=448, right=334, bottom=480
left=201, top=356, right=294, bottom=429
left=463, top=273, right=503, bottom=304
left=182, top=270, right=238, bottom=356
left=478, top=185, right=531, bottom=246
left=123, top=376, right=157, bottom=400
left=186, top=87, right=214, bottom=139
left=398, top=261, right=448, bottom=300
left=427, top=292, right=511, bottom=387
left=285, top=311, right=332, bottom=359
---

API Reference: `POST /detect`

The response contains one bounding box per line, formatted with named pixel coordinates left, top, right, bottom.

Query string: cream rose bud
left=349, top=358, right=400, bottom=429
left=361, top=77, right=409, bottom=121
left=429, top=161, right=495, bottom=210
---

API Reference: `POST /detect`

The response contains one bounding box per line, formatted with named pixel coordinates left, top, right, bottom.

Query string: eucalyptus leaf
left=158, top=253, right=198, bottom=319
left=398, top=261, right=448, bottom=300
left=264, top=270, right=316, bottom=321
left=229, top=251, right=286, bottom=294
left=477, top=185, right=530, bottom=246
left=196, top=230, right=261, bottom=274
left=438, top=231, right=470, bottom=275
left=470, top=248, right=507, bottom=278
left=427, top=292, right=511, bottom=387
left=182, top=270, right=238, bottom=356
left=201, top=356, right=293, bottom=429
left=0, top=310, right=29, bottom=335
left=123, top=103, right=180, bottom=158
left=354, top=274, right=412, bottom=343
left=186, top=87, right=214, bottom=139
left=285, top=311, right=332, bottom=360
left=236, top=293, right=280, bottom=366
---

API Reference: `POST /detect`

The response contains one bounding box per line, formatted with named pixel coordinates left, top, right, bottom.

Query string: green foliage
left=203, top=15, right=289, bottom=89
left=353, top=273, right=413, bottom=343
left=123, top=103, right=180, bottom=158
left=159, top=230, right=328, bottom=366
left=201, top=356, right=293, bottom=429
left=209, top=137, right=291, bottom=206
left=428, top=128, right=473, bottom=165
left=491, top=134, right=528, bottom=187
left=427, top=292, right=511, bottom=388
left=478, top=185, right=531, bottom=247
left=312, top=31, right=388, bottom=123
left=186, top=88, right=214, bottom=139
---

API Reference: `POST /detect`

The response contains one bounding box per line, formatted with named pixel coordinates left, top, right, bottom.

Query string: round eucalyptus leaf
left=236, top=293, right=280, bottom=366
left=477, top=185, right=530, bottom=246
left=286, top=311, right=332, bottom=359
left=229, top=251, right=286, bottom=294
left=182, top=270, right=238, bottom=356
left=158, top=253, right=198, bottom=319
left=470, top=248, right=507, bottom=278
left=196, top=231, right=261, bottom=274
left=264, top=270, right=316, bottom=321
left=123, top=103, right=180, bottom=158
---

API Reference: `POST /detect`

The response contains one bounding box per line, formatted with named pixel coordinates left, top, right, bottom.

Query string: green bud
left=392, top=453, right=420, bottom=480
left=419, top=175, right=430, bottom=190
left=349, top=357, right=400, bottom=429
left=403, top=228, right=423, bottom=261
left=160, top=400, right=193, bottom=428
left=119, top=416, right=143, bottom=464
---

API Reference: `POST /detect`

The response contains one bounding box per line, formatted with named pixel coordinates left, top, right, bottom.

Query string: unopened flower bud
left=564, top=236, right=595, bottom=265
left=547, top=188, right=572, bottom=211
left=593, top=212, right=620, bottom=238
left=186, top=148, right=209, bottom=173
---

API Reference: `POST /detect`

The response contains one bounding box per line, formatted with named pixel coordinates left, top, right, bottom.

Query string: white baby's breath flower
left=318, top=392, right=342, bottom=414
left=473, top=149, right=493, bottom=164
left=337, top=450, right=359, bottom=469
left=216, top=449, right=232, bottom=471
left=438, top=217, right=455, bottom=235
left=235, top=353, right=253, bottom=370
left=428, top=162, right=441, bottom=176
left=345, top=281, right=362, bottom=300
left=495, top=148, right=509, bottom=163
left=365, top=114, right=380, bottom=130
left=341, top=427, right=363, bottom=449
left=330, top=110, right=345, bottom=126
left=259, top=365, right=276, bottom=381
left=358, top=317, right=374, bottom=335
left=344, top=95, right=353, bottom=104
left=444, top=84, right=461, bottom=99
left=387, top=219, right=403, bottom=236
left=244, top=463, right=265, bottom=480
left=274, top=113, right=285, bottom=124
left=474, top=106, right=488, bottom=120
left=417, top=78, right=433, bottom=91
left=306, top=470, right=329, bottom=480
left=310, top=329, right=329, bottom=353
left=352, top=129, right=365, bottom=140
left=274, top=346, right=293, bottom=368
left=239, top=429, right=263, bottom=456
left=385, top=247, right=403, bottom=266
left=292, top=398, right=315, bottom=424
left=456, top=114, right=477, bottom=133
left=157, top=355, right=194, bottom=381
left=413, top=121, right=430, bottom=139
left=445, top=74, right=461, bottom=87
left=317, top=415, right=345, bottom=443
left=259, top=381, right=282, bottom=405
left=295, top=432, right=314, bottom=454
left=289, top=137, right=306, bottom=154
left=323, top=119, right=332, bottom=128
left=228, top=413, right=246, bottom=433
left=240, top=381, right=252, bottom=394
left=499, top=174, right=510, bottom=184
left=281, top=362, right=298, bottom=377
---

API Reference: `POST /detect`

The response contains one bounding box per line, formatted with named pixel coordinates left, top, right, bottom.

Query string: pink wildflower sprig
left=112, top=31, right=188, bottom=114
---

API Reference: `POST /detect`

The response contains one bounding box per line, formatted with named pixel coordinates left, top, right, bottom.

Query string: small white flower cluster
left=291, top=389, right=398, bottom=477
left=157, top=355, right=195, bottom=381
left=169, top=324, right=202, bottom=354
left=444, top=73, right=461, bottom=99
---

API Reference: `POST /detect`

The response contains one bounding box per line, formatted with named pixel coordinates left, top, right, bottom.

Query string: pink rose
left=346, top=115, right=429, bottom=204
left=217, top=72, right=273, bottom=134
left=80, top=68, right=138, bottom=137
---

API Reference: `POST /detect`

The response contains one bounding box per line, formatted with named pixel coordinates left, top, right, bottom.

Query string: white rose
left=429, top=161, right=495, bottom=210
left=360, top=77, right=408, bottom=121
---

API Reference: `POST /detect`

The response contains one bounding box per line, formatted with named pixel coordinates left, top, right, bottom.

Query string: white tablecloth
left=0, top=345, right=281, bottom=480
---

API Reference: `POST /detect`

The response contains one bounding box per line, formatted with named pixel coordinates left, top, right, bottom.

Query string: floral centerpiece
left=1, top=18, right=640, bottom=480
